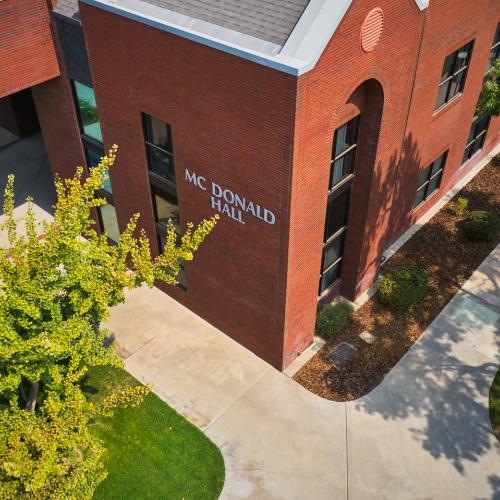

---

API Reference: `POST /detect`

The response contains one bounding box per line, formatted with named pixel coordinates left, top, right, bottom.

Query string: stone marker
left=359, top=330, right=376, bottom=344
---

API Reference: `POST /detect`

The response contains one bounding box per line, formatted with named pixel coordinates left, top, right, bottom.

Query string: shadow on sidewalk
left=0, top=133, right=56, bottom=214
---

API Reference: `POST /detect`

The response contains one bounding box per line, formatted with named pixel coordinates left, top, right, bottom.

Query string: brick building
left=2, top=0, right=499, bottom=369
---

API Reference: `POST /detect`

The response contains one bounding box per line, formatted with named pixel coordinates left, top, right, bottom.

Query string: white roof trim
left=79, top=0, right=429, bottom=76
left=280, top=0, right=353, bottom=73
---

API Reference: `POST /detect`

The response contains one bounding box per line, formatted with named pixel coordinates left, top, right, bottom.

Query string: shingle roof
left=59, top=0, right=431, bottom=75
left=144, top=0, right=310, bottom=46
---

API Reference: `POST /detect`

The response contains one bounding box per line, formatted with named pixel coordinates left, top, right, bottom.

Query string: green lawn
left=82, top=366, right=225, bottom=499
left=490, top=368, right=500, bottom=441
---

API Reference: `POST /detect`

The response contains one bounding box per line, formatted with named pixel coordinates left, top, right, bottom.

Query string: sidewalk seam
left=204, top=366, right=274, bottom=434
left=345, top=402, right=349, bottom=500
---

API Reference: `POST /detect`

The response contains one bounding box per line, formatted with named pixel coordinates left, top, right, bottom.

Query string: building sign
left=185, top=169, right=276, bottom=225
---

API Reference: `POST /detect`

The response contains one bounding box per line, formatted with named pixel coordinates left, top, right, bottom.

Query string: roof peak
left=73, top=0, right=430, bottom=75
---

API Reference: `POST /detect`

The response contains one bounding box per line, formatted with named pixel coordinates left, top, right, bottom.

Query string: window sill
left=318, top=278, right=341, bottom=300
left=432, top=92, right=463, bottom=117
left=412, top=188, right=440, bottom=214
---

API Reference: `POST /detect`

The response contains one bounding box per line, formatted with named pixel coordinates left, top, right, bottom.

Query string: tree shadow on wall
left=349, top=134, right=500, bottom=496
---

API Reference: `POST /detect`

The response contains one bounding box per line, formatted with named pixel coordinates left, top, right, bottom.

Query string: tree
left=477, top=59, right=500, bottom=117
left=0, top=146, right=218, bottom=497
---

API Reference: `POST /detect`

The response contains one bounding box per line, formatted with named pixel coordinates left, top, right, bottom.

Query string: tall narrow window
left=143, top=113, right=186, bottom=289
left=72, top=80, right=119, bottom=243
left=319, top=116, right=360, bottom=295
left=414, top=152, right=448, bottom=208
left=462, top=115, right=490, bottom=163
left=73, top=81, right=103, bottom=143
left=143, top=114, right=175, bottom=184
left=435, top=41, right=474, bottom=111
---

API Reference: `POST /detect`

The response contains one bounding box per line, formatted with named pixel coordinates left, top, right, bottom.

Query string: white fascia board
left=280, top=0, right=353, bottom=68
left=79, top=0, right=308, bottom=75
left=79, top=0, right=429, bottom=77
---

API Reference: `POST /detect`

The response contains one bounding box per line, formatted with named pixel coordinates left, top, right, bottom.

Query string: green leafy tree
left=477, top=59, right=500, bottom=117
left=0, top=146, right=218, bottom=497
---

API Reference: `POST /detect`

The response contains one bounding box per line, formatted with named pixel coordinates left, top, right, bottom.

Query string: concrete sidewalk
left=3, top=136, right=498, bottom=498
left=108, top=246, right=500, bottom=500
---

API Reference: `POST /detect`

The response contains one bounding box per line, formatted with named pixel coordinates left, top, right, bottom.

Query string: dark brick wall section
left=78, top=3, right=296, bottom=369
left=32, top=76, right=87, bottom=181
left=0, top=0, right=59, bottom=98
left=53, top=14, right=93, bottom=87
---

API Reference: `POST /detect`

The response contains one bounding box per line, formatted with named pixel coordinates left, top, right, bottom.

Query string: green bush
left=462, top=210, right=500, bottom=242
left=378, top=265, right=429, bottom=311
left=453, top=196, right=469, bottom=217
left=315, top=302, right=354, bottom=338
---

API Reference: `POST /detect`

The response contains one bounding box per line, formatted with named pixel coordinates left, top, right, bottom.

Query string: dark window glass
left=413, top=151, right=448, bottom=208
left=147, top=146, right=175, bottom=184
left=143, top=114, right=175, bottom=184
left=329, top=116, right=360, bottom=190
left=333, top=116, right=360, bottom=158
left=153, top=189, right=180, bottom=235
left=323, top=232, right=346, bottom=271
left=462, top=116, right=490, bottom=163
left=320, top=260, right=342, bottom=294
left=319, top=116, right=360, bottom=294
left=73, top=81, right=103, bottom=143
left=324, top=187, right=350, bottom=241
left=330, top=150, right=357, bottom=189
left=435, top=41, right=474, bottom=110
left=145, top=115, right=172, bottom=151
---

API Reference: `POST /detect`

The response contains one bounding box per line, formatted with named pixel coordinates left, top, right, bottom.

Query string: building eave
left=79, top=0, right=429, bottom=77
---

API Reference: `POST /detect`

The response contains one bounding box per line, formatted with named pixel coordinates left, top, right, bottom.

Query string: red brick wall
left=78, top=3, right=298, bottom=369
left=43, top=0, right=499, bottom=370
left=32, top=76, right=87, bottom=180
left=283, top=0, right=499, bottom=365
left=0, top=0, right=59, bottom=97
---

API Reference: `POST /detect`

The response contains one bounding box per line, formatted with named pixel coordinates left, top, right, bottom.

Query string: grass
left=490, top=368, right=500, bottom=441
left=81, top=366, right=225, bottom=499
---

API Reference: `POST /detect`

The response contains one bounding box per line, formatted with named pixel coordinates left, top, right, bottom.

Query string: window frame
left=319, top=115, right=360, bottom=296
left=462, top=115, right=490, bottom=164
left=71, top=80, right=103, bottom=145
left=71, top=80, right=119, bottom=245
left=142, top=113, right=186, bottom=291
left=142, top=113, right=176, bottom=189
left=434, top=41, right=474, bottom=112
left=413, top=151, right=448, bottom=210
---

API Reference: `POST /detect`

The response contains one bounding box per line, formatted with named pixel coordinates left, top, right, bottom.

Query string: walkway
left=107, top=246, right=500, bottom=500
left=2, top=135, right=498, bottom=499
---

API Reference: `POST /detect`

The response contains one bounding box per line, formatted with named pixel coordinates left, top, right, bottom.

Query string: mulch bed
left=294, top=157, right=500, bottom=401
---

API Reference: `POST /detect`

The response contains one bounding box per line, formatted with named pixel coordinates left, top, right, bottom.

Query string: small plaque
left=359, top=330, right=376, bottom=345
left=327, top=342, right=357, bottom=368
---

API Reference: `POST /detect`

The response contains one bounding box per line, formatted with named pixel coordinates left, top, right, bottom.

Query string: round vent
left=360, top=8, right=384, bottom=53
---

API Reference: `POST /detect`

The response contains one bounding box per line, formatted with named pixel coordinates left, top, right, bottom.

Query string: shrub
left=378, top=265, right=429, bottom=311
left=315, top=302, right=354, bottom=338
left=453, top=197, right=469, bottom=217
left=462, top=210, right=500, bottom=242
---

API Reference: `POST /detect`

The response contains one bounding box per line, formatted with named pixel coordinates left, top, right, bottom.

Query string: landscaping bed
left=294, top=157, right=500, bottom=401
left=82, top=366, right=225, bottom=499
left=490, top=368, right=500, bottom=441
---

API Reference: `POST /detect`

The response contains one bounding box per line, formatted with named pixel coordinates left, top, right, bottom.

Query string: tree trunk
left=25, top=381, right=39, bottom=412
